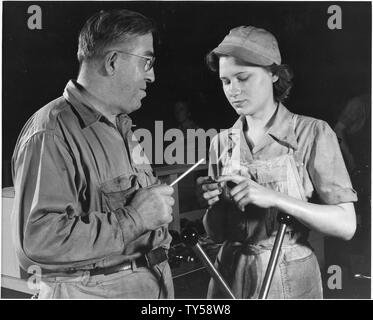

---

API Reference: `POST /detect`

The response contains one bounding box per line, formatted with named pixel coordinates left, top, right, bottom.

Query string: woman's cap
left=212, top=26, right=281, bottom=66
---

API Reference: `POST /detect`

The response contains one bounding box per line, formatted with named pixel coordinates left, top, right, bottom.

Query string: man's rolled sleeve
left=307, top=120, right=358, bottom=205
left=13, top=131, right=139, bottom=265
left=113, top=206, right=146, bottom=246
left=104, top=192, right=146, bottom=246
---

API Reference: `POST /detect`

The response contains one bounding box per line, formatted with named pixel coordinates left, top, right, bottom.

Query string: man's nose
left=145, top=67, right=155, bottom=83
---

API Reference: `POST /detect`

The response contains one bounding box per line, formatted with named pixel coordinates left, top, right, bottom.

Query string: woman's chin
left=234, top=107, right=251, bottom=116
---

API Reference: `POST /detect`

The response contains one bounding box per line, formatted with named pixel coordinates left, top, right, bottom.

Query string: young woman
left=197, top=26, right=357, bottom=299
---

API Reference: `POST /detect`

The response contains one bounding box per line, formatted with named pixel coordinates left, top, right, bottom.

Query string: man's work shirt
left=206, top=103, right=357, bottom=243
left=12, top=80, right=171, bottom=272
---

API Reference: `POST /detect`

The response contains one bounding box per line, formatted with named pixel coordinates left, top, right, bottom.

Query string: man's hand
left=217, top=175, right=278, bottom=211
left=130, top=184, right=175, bottom=231
left=196, top=176, right=222, bottom=207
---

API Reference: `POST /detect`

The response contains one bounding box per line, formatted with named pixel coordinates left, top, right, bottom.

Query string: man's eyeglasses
left=109, top=50, right=155, bottom=72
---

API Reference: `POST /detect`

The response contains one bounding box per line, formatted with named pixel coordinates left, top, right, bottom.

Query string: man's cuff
left=114, top=205, right=146, bottom=245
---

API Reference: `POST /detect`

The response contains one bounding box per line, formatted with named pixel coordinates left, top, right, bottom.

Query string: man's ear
left=272, top=74, right=279, bottom=83
left=104, top=52, right=118, bottom=76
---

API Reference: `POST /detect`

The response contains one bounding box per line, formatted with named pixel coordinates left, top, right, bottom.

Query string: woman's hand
left=196, top=176, right=222, bottom=207
left=217, top=175, right=356, bottom=240
left=217, top=175, right=278, bottom=211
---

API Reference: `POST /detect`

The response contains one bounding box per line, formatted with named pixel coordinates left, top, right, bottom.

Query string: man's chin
left=126, top=102, right=142, bottom=114
left=134, top=102, right=142, bottom=111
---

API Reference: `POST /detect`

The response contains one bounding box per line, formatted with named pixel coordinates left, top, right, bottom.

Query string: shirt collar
left=63, top=80, right=134, bottom=134
left=63, top=80, right=104, bottom=128
left=231, top=103, right=298, bottom=150
left=116, top=113, right=134, bottom=136
left=63, top=79, right=134, bottom=132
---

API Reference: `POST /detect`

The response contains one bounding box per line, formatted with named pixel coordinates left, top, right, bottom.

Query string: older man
left=12, top=9, right=175, bottom=299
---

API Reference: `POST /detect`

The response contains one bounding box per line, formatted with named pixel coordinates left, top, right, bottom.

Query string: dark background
left=2, top=1, right=371, bottom=185
left=1, top=1, right=371, bottom=299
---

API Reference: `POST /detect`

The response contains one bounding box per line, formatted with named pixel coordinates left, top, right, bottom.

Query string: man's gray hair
left=77, top=9, right=156, bottom=63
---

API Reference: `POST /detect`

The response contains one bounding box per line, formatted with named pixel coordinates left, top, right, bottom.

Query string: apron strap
left=287, top=114, right=307, bottom=202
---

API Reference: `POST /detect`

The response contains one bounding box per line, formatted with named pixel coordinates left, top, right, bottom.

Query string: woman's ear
left=272, top=74, right=279, bottom=83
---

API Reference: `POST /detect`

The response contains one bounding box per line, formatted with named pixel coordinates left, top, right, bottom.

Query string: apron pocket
left=281, top=248, right=322, bottom=299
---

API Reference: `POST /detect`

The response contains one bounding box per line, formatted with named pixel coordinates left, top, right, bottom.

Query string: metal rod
left=258, top=223, right=288, bottom=299
left=170, top=158, right=205, bottom=187
left=192, top=243, right=236, bottom=299
left=181, top=227, right=236, bottom=299
left=354, top=274, right=371, bottom=280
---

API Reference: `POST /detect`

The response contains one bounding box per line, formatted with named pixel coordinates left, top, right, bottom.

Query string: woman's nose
left=229, top=82, right=241, bottom=97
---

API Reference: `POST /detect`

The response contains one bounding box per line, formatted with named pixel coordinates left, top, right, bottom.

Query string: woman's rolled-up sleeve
left=306, top=120, right=358, bottom=205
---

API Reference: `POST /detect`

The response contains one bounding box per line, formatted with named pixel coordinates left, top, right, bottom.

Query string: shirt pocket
left=292, top=153, right=305, bottom=185
left=294, top=160, right=314, bottom=199
left=134, top=165, right=158, bottom=188
left=100, top=174, right=139, bottom=212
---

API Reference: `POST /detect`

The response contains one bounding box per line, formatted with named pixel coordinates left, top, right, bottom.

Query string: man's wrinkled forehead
left=113, top=32, right=154, bottom=55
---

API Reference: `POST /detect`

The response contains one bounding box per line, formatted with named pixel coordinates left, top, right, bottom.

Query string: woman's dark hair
left=206, top=51, right=294, bottom=103
left=265, top=64, right=294, bottom=103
